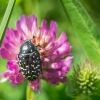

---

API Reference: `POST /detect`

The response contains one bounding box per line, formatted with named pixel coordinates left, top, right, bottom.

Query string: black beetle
left=18, top=40, right=42, bottom=81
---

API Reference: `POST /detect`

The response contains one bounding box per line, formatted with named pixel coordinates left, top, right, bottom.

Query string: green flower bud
left=72, top=60, right=100, bottom=95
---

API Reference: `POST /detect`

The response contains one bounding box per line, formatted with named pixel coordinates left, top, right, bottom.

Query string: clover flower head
left=0, top=15, right=73, bottom=92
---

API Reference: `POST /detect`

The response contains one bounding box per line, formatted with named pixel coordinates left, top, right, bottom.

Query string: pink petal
left=47, top=77, right=59, bottom=85
left=40, top=19, right=47, bottom=34
left=2, top=28, right=21, bottom=47
left=0, top=48, right=16, bottom=60
left=30, top=79, right=40, bottom=92
left=0, top=61, right=24, bottom=85
left=6, top=61, right=19, bottom=73
left=0, top=70, right=14, bottom=78
left=18, top=15, right=29, bottom=34
left=50, top=31, right=56, bottom=41
left=41, top=29, right=49, bottom=41
left=16, top=20, right=26, bottom=40
left=56, top=32, right=67, bottom=47
left=62, top=56, right=73, bottom=67
left=50, top=21, right=58, bottom=33
left=61, top=67, right=70, bottom=74
left=28, top=15, right=37, bottom=35
left=16, top=15, right=33, bottom=40
left=55, top=42, right=71, bottom=57
left=9, top=74, right=24, bottom=86
left=4, top=43, right=20, bottom=54
left=45, top=42, right=55, bottom=50
left=43, top=72, right=53, bottom=79
left=49, top=62, right=61, bottom=69
left=13, top=30, right=24, bottom=44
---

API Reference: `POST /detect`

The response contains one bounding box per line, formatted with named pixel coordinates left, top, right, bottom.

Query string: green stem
left=0, top=0, right=16, bottom=46
left=26, top=83, right=35, bottom=100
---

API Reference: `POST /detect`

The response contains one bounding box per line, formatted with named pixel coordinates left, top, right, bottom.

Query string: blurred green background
left=0, top=0, right=100, bottom=100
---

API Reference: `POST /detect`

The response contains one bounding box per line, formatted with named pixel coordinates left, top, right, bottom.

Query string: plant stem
left=26, top=83, right=35, bottom=100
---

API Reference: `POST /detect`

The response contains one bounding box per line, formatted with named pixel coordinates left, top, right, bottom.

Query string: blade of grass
left=0, top=0, right=16, bottom=46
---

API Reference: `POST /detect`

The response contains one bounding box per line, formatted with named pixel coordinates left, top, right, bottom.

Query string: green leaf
left=60, top=0, right=100, bottom=64
left=0, top=0, right=16, bottom=46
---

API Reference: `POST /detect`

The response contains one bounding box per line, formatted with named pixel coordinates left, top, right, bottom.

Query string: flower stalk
left=26, top=83, right=35, bottom=100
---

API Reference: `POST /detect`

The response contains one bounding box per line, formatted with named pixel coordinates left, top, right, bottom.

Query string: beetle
left=18, top=40, right=42, bottom=81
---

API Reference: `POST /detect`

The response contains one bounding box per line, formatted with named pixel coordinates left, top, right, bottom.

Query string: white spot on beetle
left=26, top=66, right=28, bottom=68
left=33, top=61, right=35, bottom=63
left=32, top=71, right=35, bottom=72
left=31, top=49, right=33, bottom=52
left=23, top=46, right=28, bottom=50
left=33, top=56, right=35, bottom=58
left=31, top=64, right=34, bottom=67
